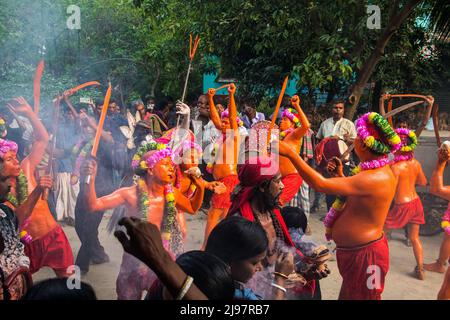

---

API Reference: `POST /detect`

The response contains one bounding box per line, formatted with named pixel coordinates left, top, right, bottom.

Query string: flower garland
left=324, top=112, right=400, bottom=241
left=393, top=128, right=417, bottom=163
left=132, top=142, right=180, bottom=251
left=0, top=138, right=18, bottom=158
left=174, top=140, right=203, bottom=165
left=0, top=139, right=31, bottom=243
left=7, top=171, right=32, bottom=243
left=356, top=112, right=401, bottom=155
left=185, top=183, right=197, bottom=199
left=323, top=158, right=390, bottom=240
left=279, top=128, right=294, bottom=140
left=281, top=108, right=301, bottom=128
left=0, top=117, right=7, bottom=137
left=131, top=142, right=169, bottom=172
left=442, top=206, right=450, bottom=236
left=221, top=109, right=244, bottom=127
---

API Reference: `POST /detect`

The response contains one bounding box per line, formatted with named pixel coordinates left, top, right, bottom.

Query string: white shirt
left=316, top=117, right=357, bottom=140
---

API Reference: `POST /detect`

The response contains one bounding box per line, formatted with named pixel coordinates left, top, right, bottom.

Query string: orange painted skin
left=438, top=266, right=450, bottom=300
left=390, top=156, right=427, bottom=204
left=202, top=84, right=240, bottom=249
left=82, top=153, right=205, bottom=232
left=177, top=149, right=224, bottom=238
left=279, top=137, right=397, bottom=247
left=278, top=95, right=311, bottom=178
left=3, top=98, right=51, bottom=241
left=207, top=84, right=240, bottom=180
left=388, top=153, right=427, bottom=275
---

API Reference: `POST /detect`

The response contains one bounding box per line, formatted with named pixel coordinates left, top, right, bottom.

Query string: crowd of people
left=0, top=84, right=449, bottom=301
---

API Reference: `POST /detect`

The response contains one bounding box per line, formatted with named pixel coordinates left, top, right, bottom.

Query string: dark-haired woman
left=206, top=216, right=294, bottom=300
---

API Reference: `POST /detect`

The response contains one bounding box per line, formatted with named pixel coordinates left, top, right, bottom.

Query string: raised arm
left=278, top=141, right=372, bottom=197
left=177, top=102, right=191, bottom=131
left=81, top=158, right=128, bottom=211
left=289, top=95, right=310, bottom=141
left=11, top=97, right=49, bottom=170
left=207, top=89, right=222, bottom=131
left=228, top=84, right=238, bottom=132
left=430, top=148, right=450, bottom=200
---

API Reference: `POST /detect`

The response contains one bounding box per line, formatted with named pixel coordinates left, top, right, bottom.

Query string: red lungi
left=280, top=173, right=303, bottom=205
left=24, top=225, right=74, bottom=274
left=384, top=198, right=425, bottom=229
left=336, top=235, right=389, bottom=300
left=211, top=175, right=240, bottom=210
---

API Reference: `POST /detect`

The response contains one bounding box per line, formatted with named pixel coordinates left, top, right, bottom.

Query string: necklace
left=323, top=157, right=390, bottom=241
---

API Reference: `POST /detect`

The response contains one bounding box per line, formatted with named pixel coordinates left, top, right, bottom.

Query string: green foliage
left=0, top=0, right=448, bottom=117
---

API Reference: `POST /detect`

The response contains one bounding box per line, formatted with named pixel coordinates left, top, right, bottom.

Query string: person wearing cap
left=279, top=112, right=402, bottom=300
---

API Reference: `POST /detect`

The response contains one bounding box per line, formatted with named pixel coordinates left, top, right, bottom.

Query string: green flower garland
left=356, top=112, right=401, bottom=155
left=7, top=171, right=28, bottom=207
left=132, top=142, right=181, bottom=253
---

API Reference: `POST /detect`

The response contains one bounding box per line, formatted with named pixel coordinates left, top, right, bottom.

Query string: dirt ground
left=33, top=207, right=447, bottom=300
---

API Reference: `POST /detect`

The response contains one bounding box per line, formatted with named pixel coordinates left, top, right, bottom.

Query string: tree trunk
left=150, top=65, right=161, bottom=98
left=346, top=0, right=423, bottom=120
left=371, top=80, right=382, bottom=112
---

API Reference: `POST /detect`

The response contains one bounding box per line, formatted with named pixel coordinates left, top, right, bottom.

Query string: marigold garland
left=221, top=109, right=244, bottom=127
left=281, top=108, right=301, bottom=128
left=323, top=158, right=390, bottom=241
left=394, top=128, right=417, bottom=163
left=442, top=207, right=450, bottom=236
left=324, top=112, right=399, bottom=241
left=132, top=142, right=180, bottom=250
left=356, top=112, right=401, bottom=155
left=7, top=171, right=32, bottom=243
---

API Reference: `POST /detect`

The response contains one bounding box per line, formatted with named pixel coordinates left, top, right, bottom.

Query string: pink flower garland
left=221, top=109, right=244, bottom=127
left=176, top=140, right=202, bottom=158
left=323, top=157, right=391, bottom=241
left=145, top=148, right=173, bottom=169
left=393, top=127, right=416, bottom=163
left=394, top=153, right=414, bottom=162
left=359, top=157, right=390, bottom=170
left=281, top=108, right=301, bottom=127
left=442, top=206, right=450, bottom=236
left=0, top=138, right=18, bottom=158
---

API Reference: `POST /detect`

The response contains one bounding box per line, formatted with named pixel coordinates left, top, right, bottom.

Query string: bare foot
left=415, top=266, right=425, bottom=280
left=423, top=261, right=446, bottom=273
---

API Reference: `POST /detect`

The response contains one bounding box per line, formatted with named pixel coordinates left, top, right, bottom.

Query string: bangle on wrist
left=273, top=272, right=289, bottom=280
left=271, top=282, right=287, bottom=293
left=176, top=276, right=194, bottom=300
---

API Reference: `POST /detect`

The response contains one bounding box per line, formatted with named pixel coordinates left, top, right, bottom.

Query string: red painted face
left=279, top=117, right=293, bottom=131
left=150, top=156, right=175, bottom=184
left=1, top=151, right=20, bottom=178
